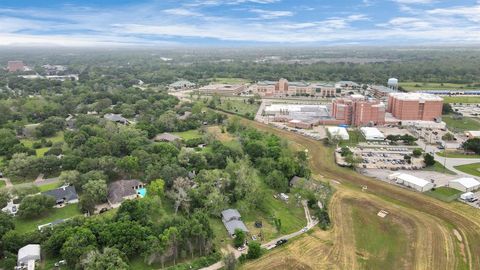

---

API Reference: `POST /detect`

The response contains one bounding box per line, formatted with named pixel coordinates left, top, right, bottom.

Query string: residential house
left=104, top=113, right=130, bottom=125
left=17, top=244, right=41, bottom=269
left=221, top=209, right=249, bottom=237
left=42, top=185, right=79, bottom=205
left=107, top=180, right=145, bottom=208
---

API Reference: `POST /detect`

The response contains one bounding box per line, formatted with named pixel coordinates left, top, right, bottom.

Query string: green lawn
left=437, top=151, right=480, bottom=159
left=217, top=98, right=260, bottom=118
left=0, top=181, right=5, bottom=189
left=339, top=129, right=366, bottom=147
left=172, top=130, right=203, bottom=140
left=426, top=187, right=463, bottom=202
left=351, top=201, right=409, bottom=269
left=443, top=116, right=480, bottom=133
left=38, top=181, right=63, bottom=192
left=14, top=204, right=82, bottom=233
left=400, top=82, right=479, bottom=91
left=20, top=132, right=65, bottom=157
left=424, top=161, right=456, bottom=175
left=443, top=96, right=480, bottom=104
left=454, top=162, right=480, bottom=177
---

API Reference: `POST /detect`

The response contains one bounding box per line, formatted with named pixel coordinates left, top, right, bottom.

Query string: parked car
left=276, top=239, right=288, bottom=246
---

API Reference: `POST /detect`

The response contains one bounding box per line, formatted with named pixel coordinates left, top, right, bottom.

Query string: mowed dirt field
left=237, top=117, right=478, bottom=270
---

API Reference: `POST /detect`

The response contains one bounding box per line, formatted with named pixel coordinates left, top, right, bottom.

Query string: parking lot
left=353, top=147, right=424, bottom=170
left=452, top=104, right=480, bottom=117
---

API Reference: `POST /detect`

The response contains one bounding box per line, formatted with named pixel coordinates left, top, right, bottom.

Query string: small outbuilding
left=17, top=244, right=41, bottom=267
left=449, top=178, right=480, bottom=192
left=104, top=113, right=130, bottom=125
left=327, top=127, right=349, bottom=141
left=460, top=192, right=474, bottom=201
left=360, top=127, right=385, bottom=141
left=389, top=173, right=434, bottom=192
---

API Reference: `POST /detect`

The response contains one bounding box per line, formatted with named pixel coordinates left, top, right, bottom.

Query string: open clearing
left=437, top=151, right=480, bottom=159
left=444, top=96, right=480, bottom=104
left=400, top=82, right=479, bottom=91
left=236, top=116, right=477, bottom=269
left=14, top=204, right=81, bottom=233
left=443, top=116, right=480, bottom=133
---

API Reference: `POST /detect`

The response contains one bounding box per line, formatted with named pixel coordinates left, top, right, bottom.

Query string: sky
left=0, top=0, right=479, bottom=47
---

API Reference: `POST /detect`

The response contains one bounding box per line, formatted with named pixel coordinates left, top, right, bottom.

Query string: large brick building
left=255, top=78, right=336, bottom=97
left=330, top=95, right=386, bottom=126
left=7, top=61, right=25, bottom=72
left=387, top=93, right=443, bottom=121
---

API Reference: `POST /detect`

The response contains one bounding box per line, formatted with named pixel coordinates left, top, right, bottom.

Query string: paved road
left=200, top=200, right=318, bottom=270
left=434, top=155, right=480, bottom=176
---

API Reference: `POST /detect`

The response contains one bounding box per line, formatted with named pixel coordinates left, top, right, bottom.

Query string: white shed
left=460, top=192, right=474, bottom=201
left=18, top=244, right=41, bottom=266
left=389, top=173, right=434, bottom=192
left=360, top=127, right=385, bottom=141
left=449, top=178, right=480, bottom=192
left=327, top=127, right=349, bottom=141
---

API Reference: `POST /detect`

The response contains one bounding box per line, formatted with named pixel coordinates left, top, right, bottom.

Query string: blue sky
left=0, top=0, right=479, bottom=46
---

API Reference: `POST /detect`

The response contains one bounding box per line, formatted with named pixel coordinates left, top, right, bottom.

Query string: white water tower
left=388, top=78, right=398, bottom=90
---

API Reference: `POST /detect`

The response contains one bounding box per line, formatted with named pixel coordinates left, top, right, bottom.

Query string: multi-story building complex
left=198, top=84, right=245, bottom=95
left=387, top=93, right=443, bottom=121
left=330, top=95, right=386, bottom=126
left=7, top=61, right=25, bottom=72
left=371, top=85, right=397, bottom=98
left=255, top=78, right=336, bottom=97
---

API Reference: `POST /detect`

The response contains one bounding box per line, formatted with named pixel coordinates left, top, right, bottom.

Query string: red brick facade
left=331, top=95, right=386, bottom=126
left=387, top=93, right=443, bottom=121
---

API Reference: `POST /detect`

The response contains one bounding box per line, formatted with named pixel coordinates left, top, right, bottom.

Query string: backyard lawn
left=172, top=129, right=203, bottom=140
left=38, top=181, right=63, bottom=192
left=426, top=187, right=463, bottom=202
left=21, top=131, right=65, bottom=157
left=454, top=163, right=480, bottom=177
left=443, top=116, right=480, bottom=133
left=14, top=204, right=82, bottom=233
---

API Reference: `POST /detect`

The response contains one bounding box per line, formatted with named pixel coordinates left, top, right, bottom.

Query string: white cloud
left=249, top=9, right=294, bottom=19
left=428, top=5, right=480, bottom=22
left=163, top=8, right=202, bottom=16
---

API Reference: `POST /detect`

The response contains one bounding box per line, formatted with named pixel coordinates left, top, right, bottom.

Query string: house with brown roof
left=107, top=180, right=145, bottom=208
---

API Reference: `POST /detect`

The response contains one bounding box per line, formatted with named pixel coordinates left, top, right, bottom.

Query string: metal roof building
left=389, top=173, right=434, bottom=192
left=449, top=178, right=480, bottom=192
left=327, top=127, right=350, bottom=141
left=360, top=127, right=385, bottom=141
left=18, top=244, right=41, bottom=267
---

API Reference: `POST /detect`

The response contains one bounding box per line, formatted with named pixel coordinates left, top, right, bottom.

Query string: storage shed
left=327, top=127, right=349, bottom=141
left=360, top=127, right=385, bottom=141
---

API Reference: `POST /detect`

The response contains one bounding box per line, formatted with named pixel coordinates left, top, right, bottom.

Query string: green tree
left=223, top=252, right=237, bottom=270
left=61, top=227, right=97, bottom=267
left=18, top=194, right=55, bottom=219
left=233, top=228, right=245, bottom=248
left=0, top=212, right=15, bottom=239
left=424, top=153, right=435, bottom=167
left=246, top=241, right=262, bottom=259
left=265, top=170, right=288, bottom=192
left=81, top=247, right=128, bottom=270
left=148, top=179, right=165, bottom=197
left=412, top=148, right=422, bottom=157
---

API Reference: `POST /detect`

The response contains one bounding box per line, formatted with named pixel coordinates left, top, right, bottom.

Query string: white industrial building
left=360, top=127, right=385, bottom=141
left=327, top=127, right=350, bottom=141
left=388, top=173, right=434, bottom=192
left=449, top=178, right=480, bottom=192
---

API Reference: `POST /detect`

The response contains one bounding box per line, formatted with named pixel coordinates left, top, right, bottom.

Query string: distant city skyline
left=0, top=0, right=479, bottom=47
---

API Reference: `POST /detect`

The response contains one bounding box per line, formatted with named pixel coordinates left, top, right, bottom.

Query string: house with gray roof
left=107, top=180, right=145, bottom=208
left=104, top=113, right=130, bottom=125
left=42, top=185, right=78, bottom=205
left=169, top=80, right=196, bottom=91
left=153, top=132, right=181, bottom=142
left=221, top=209, right=249, bottom=237
left=17, top=244, right=41, bottom=268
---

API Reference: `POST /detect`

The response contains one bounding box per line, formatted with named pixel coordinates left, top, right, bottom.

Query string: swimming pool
left=137, top=188, right=147, bottom=198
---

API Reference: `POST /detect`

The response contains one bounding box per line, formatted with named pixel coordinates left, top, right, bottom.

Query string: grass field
left=0, top=181, right=5, bottom=189
left=38, top=181, right=63, bottom=192
left=424, top=161, right=457, bottom=175
left=426, top=187, right=463, bottom=202
left=443, top=116, right=480, bottom=133
left=339, top=129, right=366, bottom=147
left=350, top=200, right=409, bottom=269
left=206, top=125, right=235, bottom=142
left=217, top=98, right=260, bottom=117
left=171, top=129, right=203, bottom=140
left=401, top=82, right=479, bottom=91
left=14, top=204, right=81, bottom=233
left=20, top=132, right=65, bottom=157
left=454, top=162, right=480, bottom=177
left=443, top=96, right=480, bottom=104
left=437, top=151, right=480, bottom=159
